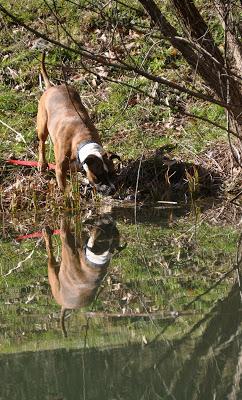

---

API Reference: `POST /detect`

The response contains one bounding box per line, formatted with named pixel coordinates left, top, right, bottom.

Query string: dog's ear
left=84, top=154, right=97, bottom=167
left=83, top=155, right=105, bottom=184
left=84, top=155, right=102, bottom=174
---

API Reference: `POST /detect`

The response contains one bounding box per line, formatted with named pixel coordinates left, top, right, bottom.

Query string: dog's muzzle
left=95, top=182, right=115, bottom=196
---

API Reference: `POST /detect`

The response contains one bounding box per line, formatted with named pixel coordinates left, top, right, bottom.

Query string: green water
left=0, top=203, right=241, bottom=399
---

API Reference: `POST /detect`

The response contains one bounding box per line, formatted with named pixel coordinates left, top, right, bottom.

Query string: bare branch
left=138, top=0, right=228, bottom=99
left=0, top=2, right=232, bottom=109
left=215, top=0, right=242, bottom=76
left=74, top=60, right=239, bottom=137
left=3, top=247, right=36, bottom=277
left=172, top=0, right=224, bottom=64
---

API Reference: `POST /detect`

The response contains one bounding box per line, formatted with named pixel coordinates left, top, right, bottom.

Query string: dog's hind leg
left=37, top=99, right=49, bottom=172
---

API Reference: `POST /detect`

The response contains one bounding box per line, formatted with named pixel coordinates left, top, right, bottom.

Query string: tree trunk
left=138, top=0, right=242, bottom=137
left=215, top=1, right=242, bottom=77
left=214, top=0, right=242, bottom=136
left=139, top=0, right=227, bottom=98
left=172, top=0, right=224, bottom=65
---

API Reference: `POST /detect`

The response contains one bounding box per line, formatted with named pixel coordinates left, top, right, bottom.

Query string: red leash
left=6, top=159, right=56, bottom=170
left=15, top=229, right=60, bottom=241
left=6, top=160, right=59, bottom=240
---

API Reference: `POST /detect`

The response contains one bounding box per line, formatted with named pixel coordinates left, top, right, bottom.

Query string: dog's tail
left=60, top=307, right=68, bottom=338
left=40, top=51, right=51, bottom=89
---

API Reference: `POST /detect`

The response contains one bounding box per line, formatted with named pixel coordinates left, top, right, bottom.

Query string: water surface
left=0, top=203, right=241, bottom=399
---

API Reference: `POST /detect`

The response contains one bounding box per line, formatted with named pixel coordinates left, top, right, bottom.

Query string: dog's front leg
left=43, top=227, right=61, bottom=305
left=37, top=103, right=49, bottom=172
left=54, top=143, right=69, bottom=191
left=38, top=139, right=48, bottom=172
left=43, top=227, right=57, bottom=266
left=55, top=163, right=67, bottom=191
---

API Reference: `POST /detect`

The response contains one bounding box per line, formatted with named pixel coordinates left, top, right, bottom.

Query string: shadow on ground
left=1, top=142, right=241, bottom=210
left=115, top=148, right=223, bottom=202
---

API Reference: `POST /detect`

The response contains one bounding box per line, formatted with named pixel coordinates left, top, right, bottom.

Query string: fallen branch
left=0, top=119, right=35, bottom=157
left=3, top=249, right=35, bottom=277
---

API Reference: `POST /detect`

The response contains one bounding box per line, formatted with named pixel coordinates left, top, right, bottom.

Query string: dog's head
left=84, top=152, right=121, bottom=196
left=78, top=142, right=120, bottom=196
left=85, top=215, right=120, bottom=255
left=84, top=214, right=127, bottom=268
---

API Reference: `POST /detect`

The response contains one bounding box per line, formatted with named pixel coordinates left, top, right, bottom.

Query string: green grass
left=0, top=0, right=239, bottom=353
left=179, top=101, right=227, bottom=154
left=0, top=207, right=238, bottom=352
left=0, top=0, right=229, bottom=162
left=111, top=218, right=237, bottom=311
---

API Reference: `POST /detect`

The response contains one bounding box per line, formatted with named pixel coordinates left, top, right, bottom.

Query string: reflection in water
left=163, top=285, right=242, bottom=399
left=0, top=210, right=241, bottom=399
left=43, top=215, right=125, bottom=336
left=1, top=284, right=242, bottom=400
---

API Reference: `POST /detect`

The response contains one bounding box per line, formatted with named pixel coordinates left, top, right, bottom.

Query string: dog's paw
left=60, top=218, right=70, bottom=232
left=42, top=226, right=53, bottom=238
left=38, top=162, right=48, bottom=172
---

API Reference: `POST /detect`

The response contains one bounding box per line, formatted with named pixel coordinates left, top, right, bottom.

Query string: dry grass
left=114, top=143, right=237, bottom=202
left=0, top=142, right=241, bottom=213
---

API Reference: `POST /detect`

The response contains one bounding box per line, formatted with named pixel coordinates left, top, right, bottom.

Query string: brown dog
left=37, top=53, right=118, bottom=195
left=43, top=215, right=126, bottom=336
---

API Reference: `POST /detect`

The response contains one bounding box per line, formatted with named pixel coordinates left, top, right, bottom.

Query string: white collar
left=85, top=248, right=111, bottom=265
left=78, top=142, right=104, bottom=164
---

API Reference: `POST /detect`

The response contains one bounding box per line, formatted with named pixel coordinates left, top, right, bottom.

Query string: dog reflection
left=43, top=215, right=125, bottom=336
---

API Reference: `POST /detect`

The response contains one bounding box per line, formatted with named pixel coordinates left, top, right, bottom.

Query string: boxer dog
left=37, top=52, right=119, bottom=195
left=43, top=215, right=126, bottom=336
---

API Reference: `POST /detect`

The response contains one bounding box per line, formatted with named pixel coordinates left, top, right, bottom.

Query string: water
left=0, top=203, right=241, bottom=399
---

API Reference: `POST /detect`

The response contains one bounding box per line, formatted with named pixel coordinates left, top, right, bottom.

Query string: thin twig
left=77, top=60, right=239, bottom=137
left=0, top=119, right=36, bottom=157
left=0, top=3, right=235, bottom=110
left=0, top=118, right=26, bottom=143
left=134, top=153, right=143, bottom=224
left=230, top=190, right=242, bottom=204
left=3, top=249, right=34, bottom=277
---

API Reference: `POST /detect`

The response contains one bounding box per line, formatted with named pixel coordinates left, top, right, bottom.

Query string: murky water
left=0, top=203, right=241, bottom=399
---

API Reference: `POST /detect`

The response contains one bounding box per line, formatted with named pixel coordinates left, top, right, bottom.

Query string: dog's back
left=39, top=83, right=101, bottom=159
left=37, top=52, right=117, bottom=193
left=46, top=217, right=119, bottom=309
